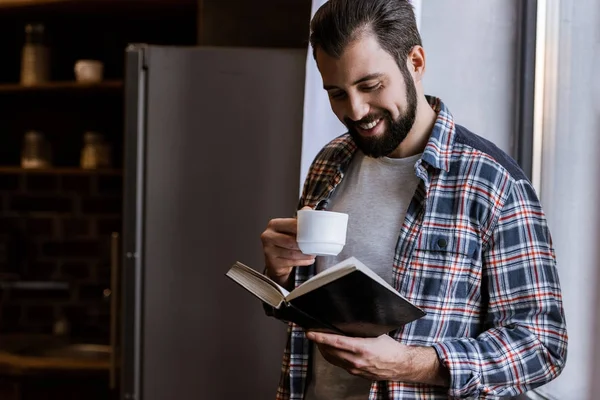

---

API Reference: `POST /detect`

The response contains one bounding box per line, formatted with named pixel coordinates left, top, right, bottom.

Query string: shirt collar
left=331, top=96, right=456, bottom=173
left=420, top=96, right=456, bottom=172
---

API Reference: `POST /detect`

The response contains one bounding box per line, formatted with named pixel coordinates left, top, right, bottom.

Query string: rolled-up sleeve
left=431, top=179, right=568, bottom=399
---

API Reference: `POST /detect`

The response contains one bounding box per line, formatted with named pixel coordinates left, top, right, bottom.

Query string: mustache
left=344, top=112, right=390, bottom=128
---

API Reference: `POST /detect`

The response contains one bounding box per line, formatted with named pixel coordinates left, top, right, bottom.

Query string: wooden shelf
left=0, top=0, right=195, bottom=6
left=0, top=80, right=123, bottom=94
left=0, top=0, right=196, bottom=13
left=0, top=0, right=65, bottom=8
left=0, top=166, right=122, bottom=175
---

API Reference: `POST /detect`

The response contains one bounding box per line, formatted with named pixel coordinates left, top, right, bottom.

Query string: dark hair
left=309, top=0, right=422, bottom=68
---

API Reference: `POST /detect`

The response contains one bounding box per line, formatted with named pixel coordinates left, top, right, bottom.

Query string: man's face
left=316, top=33, right=418, bottom=158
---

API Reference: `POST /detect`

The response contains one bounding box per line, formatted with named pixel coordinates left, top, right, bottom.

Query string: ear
left=407, top=45, right=426, bottom=83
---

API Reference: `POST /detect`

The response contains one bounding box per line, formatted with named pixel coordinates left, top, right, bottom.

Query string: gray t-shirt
left=304, top=151, right=422, bottom=400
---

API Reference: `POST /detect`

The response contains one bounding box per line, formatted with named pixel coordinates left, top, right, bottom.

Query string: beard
left=345, top=65, right=418, bottom=158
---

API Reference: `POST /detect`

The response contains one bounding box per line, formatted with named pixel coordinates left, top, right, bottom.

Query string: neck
left=387, top=95, right=437, bottom=159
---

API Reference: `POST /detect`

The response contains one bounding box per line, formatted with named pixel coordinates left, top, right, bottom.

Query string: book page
left=286, top=257, right=358, bottom=301
left=226, top=262, right=289, bottom=307
left=350, top=257, right=413, bottom=301
left=286, top=256, right=410, bottom=302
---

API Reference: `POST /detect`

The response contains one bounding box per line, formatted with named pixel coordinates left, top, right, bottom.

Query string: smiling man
left=259, top=0, right=568, bottom=399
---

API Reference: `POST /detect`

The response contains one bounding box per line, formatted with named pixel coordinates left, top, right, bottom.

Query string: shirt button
left=437, top=238, right=447, bottom=248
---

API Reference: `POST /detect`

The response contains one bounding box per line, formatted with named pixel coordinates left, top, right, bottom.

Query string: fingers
left=266, top=218, right=300, bottom=236
left=311, top=335, right=372, bottom=379
left=315, top=342, right=359, bottom=374
left=306, top=331, right=357, bottom=353
left=261, top=228, right=300, bottom=251
left=261, top=216, right=316, bottom=280
left=265, top=254, right=315, bottom=273
left=261, top=228, right=315, bottom=263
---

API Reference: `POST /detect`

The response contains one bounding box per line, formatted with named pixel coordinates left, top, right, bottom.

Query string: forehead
left=316, top=34, right=399, bottom=87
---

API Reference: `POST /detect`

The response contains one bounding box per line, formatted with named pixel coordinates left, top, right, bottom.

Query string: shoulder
left=452, top=128, right=552, bottom=248
left=446, top=125, right=542, bottom=240
left=452, top=124, right=528, bottom=182
left=300, top=133, right=357, bottom=207
left=311, top=133, right=356, bottom=167
left=447, top=124, right=533, bottom=205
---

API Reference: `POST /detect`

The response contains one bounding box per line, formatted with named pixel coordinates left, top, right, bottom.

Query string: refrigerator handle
left=110, top=232, right=120, bottom=390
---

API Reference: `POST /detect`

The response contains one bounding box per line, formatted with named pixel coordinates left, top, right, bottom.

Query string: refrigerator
left=121, top=44, right=307, bottom=400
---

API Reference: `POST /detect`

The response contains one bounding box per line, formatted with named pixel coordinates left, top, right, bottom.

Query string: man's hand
left=260, top=206, right=315, bottom=287
left=306, top=331, right=449, bottom=387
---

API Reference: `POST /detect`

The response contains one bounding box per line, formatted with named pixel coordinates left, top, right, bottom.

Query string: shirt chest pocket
left=403, top=232, right=482, bottom=308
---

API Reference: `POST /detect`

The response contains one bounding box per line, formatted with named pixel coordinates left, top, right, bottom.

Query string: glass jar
left=21, top=130, right=52, bottom=169
left=20, top=23, right=50, bottom=86
left=81, top=131, right=112, bottom=169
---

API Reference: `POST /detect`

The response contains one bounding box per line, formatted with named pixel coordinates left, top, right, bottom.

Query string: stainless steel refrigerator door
left=123, top=45, right=307, bottom=400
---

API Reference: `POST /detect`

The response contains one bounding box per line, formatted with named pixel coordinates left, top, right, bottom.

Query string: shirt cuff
left=432, top=341, right=482, bottom=399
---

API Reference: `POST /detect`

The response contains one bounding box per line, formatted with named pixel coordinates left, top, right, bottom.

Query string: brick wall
left=0, top=170, right=122, bottom=343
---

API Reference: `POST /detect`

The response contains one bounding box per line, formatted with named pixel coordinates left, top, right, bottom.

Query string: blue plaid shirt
left=275, top=97, right=567, bottom=399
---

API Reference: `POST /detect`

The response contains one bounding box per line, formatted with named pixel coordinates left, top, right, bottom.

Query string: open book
left=225, top=257, right=426, bottom=337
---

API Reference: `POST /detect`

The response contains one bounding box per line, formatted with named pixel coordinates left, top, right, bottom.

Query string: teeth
left=359, top=119, right=380, bottom=130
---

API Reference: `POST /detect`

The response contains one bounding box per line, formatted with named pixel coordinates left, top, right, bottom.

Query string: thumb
left=295, top=205, right=313, bottom=220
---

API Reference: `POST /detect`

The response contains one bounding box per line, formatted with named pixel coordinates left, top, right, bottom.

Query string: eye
left=329, top=91, right=347, bottom=100
left=361, top=84, right=382, bottom=92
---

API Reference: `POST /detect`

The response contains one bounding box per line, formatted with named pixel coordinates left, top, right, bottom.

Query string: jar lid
left=24, top=130, right=44, bottom=138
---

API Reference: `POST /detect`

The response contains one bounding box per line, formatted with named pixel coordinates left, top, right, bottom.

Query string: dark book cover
left=276, top=270, right=426, bottom=337
left=272, top=303, right=347, bottom=335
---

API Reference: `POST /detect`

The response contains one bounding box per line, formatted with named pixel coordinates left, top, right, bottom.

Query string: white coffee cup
left=74, top=59, right=104, bottom=83
left=296, top=209, right=349, bottom=256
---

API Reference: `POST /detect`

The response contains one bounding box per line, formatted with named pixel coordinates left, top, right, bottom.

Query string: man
left=260, top=0, right=568, bottom=398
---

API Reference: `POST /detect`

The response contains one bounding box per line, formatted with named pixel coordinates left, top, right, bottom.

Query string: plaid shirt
left=275, top=97, right=568, bottom=399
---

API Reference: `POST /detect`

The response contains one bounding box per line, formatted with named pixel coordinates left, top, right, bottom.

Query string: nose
left=346, top=94, right=369, bottom=122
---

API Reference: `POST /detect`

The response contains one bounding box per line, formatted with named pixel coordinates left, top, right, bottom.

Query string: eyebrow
left=323, top=73, right=385, bottom=91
